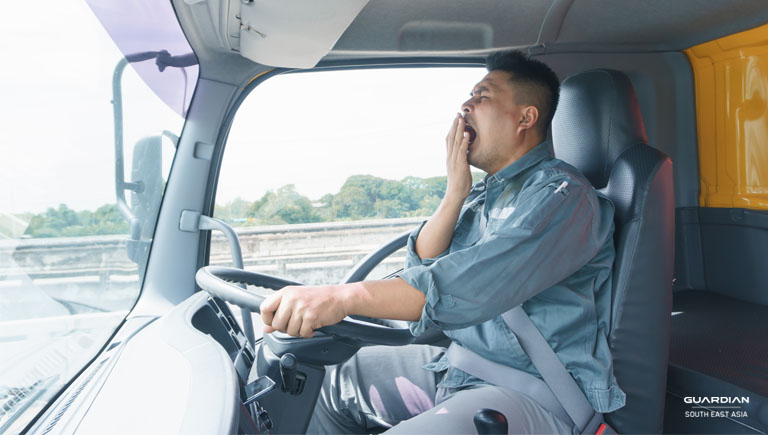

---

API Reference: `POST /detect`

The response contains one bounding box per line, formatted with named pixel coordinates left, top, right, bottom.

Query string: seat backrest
left=552, top=69, right=675, bottom=434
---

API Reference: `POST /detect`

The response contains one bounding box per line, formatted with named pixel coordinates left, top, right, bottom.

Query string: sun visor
left=238, top=0, right=368, bottom=69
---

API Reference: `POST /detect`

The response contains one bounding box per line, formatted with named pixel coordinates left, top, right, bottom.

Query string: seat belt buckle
left=595, top=422, right=617, bottom=435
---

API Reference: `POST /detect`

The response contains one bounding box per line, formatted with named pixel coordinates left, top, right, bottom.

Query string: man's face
left=461, top=70, right=529, bottom=174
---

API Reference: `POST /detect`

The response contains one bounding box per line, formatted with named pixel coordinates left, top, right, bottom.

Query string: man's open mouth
left=464, top=123, right=477, bottom=145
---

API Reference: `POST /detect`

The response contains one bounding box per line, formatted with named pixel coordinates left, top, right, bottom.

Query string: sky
left=0, top=2, right=184, bottom=215
left=218, top=67, right=486, bottom=204
left=0, top=2, right=486, bottom=215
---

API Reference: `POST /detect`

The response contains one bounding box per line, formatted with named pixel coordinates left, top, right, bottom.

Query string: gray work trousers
left=306, top=344, right=575, bottom=434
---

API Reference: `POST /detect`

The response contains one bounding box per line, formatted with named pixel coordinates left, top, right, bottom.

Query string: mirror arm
left=112, top=58, right=132, bottom=222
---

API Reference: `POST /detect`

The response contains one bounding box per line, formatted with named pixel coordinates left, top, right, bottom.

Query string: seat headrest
left=551, top=69, right=649, bottom=189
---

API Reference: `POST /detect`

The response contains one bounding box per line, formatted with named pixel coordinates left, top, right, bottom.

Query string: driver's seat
left=551, top=69, right=675, bottom=434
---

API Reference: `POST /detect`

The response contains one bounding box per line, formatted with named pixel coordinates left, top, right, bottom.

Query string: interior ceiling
left=175, top=0, right=768, bottom=84
left=328, top=0, right=768, bottom=56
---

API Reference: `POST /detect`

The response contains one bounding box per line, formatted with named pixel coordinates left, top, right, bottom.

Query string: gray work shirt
left=397, top=140, right=626, bottom=413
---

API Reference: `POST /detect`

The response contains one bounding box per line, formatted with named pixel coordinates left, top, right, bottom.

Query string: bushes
left=25, top=204, right=129, bottom=238
left=25, top=173, right=486, bottom=236
left=217, top=173, right=477, bottom=226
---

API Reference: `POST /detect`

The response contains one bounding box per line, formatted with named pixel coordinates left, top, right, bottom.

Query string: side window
left=0, top=1, right=195, bottom=432
left=214, top=68, right=485, bottom=284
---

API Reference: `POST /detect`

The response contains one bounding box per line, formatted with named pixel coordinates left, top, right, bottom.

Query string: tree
left=209, top=171, right=488, bottom=226
left=374, top=199, right=407, bottom=218
left=332, top=185, right=373, bottom=220
left=252, top=185, right=318, bottom=224
left=25, top=203, right=128, bottom=237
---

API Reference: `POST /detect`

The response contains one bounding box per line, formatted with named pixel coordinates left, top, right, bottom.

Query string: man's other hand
left=260, top=285, right=349, bottom=338
left=445, top=113, right=473, bottom=201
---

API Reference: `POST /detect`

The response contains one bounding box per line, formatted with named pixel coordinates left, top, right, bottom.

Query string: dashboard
left=28, top=292, right=248, bottom=435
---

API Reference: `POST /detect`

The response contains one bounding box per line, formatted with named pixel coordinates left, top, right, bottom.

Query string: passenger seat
left=665, top=289, right=768, bottom=433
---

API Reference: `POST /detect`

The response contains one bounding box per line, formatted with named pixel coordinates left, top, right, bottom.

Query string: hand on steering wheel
left=260, top=284, right=350, bottom=339
left=195, top=266, right=416, bottom=346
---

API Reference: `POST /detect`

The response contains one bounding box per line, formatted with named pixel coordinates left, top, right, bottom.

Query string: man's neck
left=487, top=135, right=544, bottom=175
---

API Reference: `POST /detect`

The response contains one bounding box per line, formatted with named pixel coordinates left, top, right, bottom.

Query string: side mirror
left=130, top=135, right=163, bottom=240
left=110, top=53, right=190, bottom=276
left=115, top=131, right=176, bottom=269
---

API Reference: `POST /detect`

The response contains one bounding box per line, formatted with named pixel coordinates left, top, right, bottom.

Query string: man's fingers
left=259, top=285, right=338, bottom=338
left=271, top=297, right=293, bottom=332
left=299, top=318, right=316, bottom=339
left=459, top=131, right=470, bottom=159
left=286, top=312, right=302, bottom=337
left=259, top=293, right=282, bottom=327
left=451, top=116, right=466, bottom=161
left=446, top=114, right=459, bottom=147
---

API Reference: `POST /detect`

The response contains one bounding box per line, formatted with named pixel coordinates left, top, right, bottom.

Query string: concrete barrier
left=1, top=217, right=425, bottom=292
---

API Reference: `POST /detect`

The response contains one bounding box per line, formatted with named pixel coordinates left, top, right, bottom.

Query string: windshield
left=0, top=1, right=197, bottom=432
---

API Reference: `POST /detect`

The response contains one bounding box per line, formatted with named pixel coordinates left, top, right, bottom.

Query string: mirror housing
left=130, top=135, right=163, bottom=240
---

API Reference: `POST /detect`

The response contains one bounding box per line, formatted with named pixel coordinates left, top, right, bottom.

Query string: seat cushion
left=670, top=290, right=768, bottom=396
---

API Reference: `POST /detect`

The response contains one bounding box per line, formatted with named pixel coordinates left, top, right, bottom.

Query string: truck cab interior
left=4, top=1, right=768, bottom=434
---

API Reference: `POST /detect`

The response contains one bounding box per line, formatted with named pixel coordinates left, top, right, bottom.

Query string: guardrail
left=0, top=217, right=424, bottom=287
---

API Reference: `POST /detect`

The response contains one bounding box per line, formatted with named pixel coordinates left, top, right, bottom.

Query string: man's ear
left=518, top=106, right=539, bottom=131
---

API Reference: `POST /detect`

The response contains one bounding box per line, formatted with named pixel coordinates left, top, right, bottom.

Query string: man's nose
left=461, top=99, right=473, bottom=114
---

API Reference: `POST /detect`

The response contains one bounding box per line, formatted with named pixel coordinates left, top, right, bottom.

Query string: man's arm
left=398, top=178, right=609, bottom=334
left=260, top=115, right=471, bottom=338
left=414, top=114, right=472, bottom=259
left=260, top=278, right=425, bottom=338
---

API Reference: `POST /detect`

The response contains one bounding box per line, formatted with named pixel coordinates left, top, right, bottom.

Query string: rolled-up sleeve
left=403, top=220, right=449, bottom=269
left=399, top=178, right=610, bottom=336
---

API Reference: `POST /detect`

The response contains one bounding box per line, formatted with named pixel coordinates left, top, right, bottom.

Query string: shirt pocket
left=486, top=204, right=517, bottom=233
left=506, top=181, right=570, bottom=233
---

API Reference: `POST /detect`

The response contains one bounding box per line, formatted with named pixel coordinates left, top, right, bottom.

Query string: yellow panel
left=685, top=24, right=768, bottom=209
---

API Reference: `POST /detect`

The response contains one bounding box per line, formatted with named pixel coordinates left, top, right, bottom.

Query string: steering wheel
left=195, top=231, right=418, bottom=347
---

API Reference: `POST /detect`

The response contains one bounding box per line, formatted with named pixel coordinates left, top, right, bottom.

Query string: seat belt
left=445, top=305, right=615, bottom=434
left=501, top=306, right=607, bottom=433
left=445, top=343, right=573, bottom=426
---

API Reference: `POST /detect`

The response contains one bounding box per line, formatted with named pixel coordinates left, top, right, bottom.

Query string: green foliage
left=26, top=172, right=488, bottom=237
left=25, top=203, right=129, bottom=238
left=215, top=171, right=486, bottom=225
left=331, top=183, right=373, bottom=220
left=254, top=185, right=319, bottom=225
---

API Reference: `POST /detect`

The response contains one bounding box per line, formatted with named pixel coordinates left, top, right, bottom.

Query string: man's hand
left=259, top=279, right=425, bottom=338
left=413, top=115, right=473, bottom=259
left=260, top=285, right=349, bottom=338
left=445, top=113, right=473, bottom=200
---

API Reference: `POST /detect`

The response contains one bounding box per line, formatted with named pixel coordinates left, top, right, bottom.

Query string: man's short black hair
left=486, top=50, right=560, bottom=137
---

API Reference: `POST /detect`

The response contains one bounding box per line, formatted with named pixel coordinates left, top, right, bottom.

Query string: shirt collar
left=486, top=140, right=554, bottom=183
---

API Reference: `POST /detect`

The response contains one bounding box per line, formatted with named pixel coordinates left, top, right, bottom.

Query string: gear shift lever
left=473, top=408, right=508, bottom=434
left=279, top=353, right=297, bottom=393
